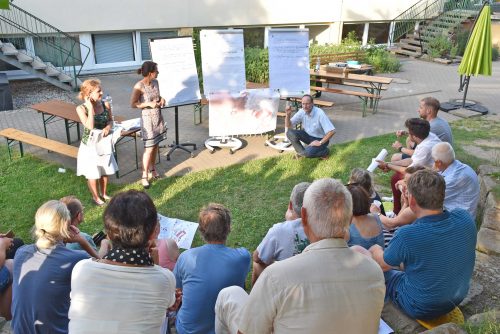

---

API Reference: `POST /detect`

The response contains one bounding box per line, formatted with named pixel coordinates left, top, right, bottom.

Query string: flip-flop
left=93, top=198, right=105, bottom=206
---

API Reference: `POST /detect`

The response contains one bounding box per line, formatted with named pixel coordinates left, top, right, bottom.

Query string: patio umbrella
left=457, top=1, right=492, bottom=108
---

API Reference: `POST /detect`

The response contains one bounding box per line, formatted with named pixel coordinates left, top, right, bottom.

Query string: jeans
left=286, top=129, right=329, bottom=158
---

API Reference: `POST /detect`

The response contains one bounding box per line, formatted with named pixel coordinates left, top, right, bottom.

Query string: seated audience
left=11, top=200, right=89, bottom=334
left=377, top=118, right=441, bottom=214
left=346, top=184, right=384, bottom=250
left=173, top=203, right=250, bottom=334
left=252, top=182, right=310, bottom=285
left=391, top=97, right=453, bottom=161
left=157, top=238, right=179, bottom=271
left=215, top=179, right=385, bottom=334
left=370, top=169, right=476, bottom=320
left=349, top=168, right=386, bottom=215
left=60, top=195, right=102, bottom=258
left=68, top=190, right=176, bottom=333
left=432, top=142, right=480, bottom=219
left=0, top=237, right=13, bottom=320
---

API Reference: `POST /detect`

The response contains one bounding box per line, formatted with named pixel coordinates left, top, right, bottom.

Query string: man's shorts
left=0, top=265, right=11, bottom=293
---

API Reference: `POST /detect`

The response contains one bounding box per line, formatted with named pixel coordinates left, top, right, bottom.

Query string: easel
left=205, top=136, right=242, bottom=154
left=164, top=103, right=197, bottom=160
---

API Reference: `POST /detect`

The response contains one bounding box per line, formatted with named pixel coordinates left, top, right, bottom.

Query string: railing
left=0, top=1, right=90, bottom=88
left=390, top=0, right=482, bottom=52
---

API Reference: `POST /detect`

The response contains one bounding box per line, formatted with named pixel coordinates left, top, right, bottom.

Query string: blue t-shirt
left=11, top=243, right=89, bottom=334
left=66, top=232, right=97, bottom=252
left=383, top=209, right=476, bottom=319
left=173, top=244, right=250, bottom=334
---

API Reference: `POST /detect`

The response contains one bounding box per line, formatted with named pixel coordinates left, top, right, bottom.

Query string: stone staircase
left=392, top=34, right=423, bottom=58
left=0, top=1, right=89, bottom=91
left=0, top=41, right=80, bottom=91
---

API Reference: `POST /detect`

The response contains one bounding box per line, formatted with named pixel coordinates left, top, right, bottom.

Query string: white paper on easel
left=200, top=29, right=246, bottom=95
left=149, top=37, right=201, bottom=107
left=268, top=28, right=310, bottom=98
left=158, top=214, right=199, bottom=249
left=367, top=149, right=388, bottom=172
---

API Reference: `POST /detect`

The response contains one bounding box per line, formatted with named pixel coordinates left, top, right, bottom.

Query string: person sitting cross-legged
left=173, top=203, right=251, bottom=334
left=252, top=182, right=311, bottom=285
left=285, top=94, right=335, bottom=159
left=370, top=169, right=476, bottom=320
left=215, top=178, right=385, bottom=334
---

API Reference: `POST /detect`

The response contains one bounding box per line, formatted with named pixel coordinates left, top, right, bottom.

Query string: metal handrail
left=0, top=1, right=90, bottom=88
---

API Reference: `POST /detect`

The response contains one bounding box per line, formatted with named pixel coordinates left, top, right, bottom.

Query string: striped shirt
left=384, top=209, right=476, bottom=319
left=440, top=160, right=480, bottom=219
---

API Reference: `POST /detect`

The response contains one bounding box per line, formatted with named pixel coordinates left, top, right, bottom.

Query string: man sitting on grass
left=215, top=179, right=385, bottom=334
left=173, top=203, right=250, bottom=334
left=370, top=169, right=476, bottom=320
left=285, top=94, right=335, bottom=159
left=252, top=182, right=310, bottom=285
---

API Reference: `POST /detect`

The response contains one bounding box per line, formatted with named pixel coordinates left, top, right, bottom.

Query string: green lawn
left=1, top=118, right=497, bottom=250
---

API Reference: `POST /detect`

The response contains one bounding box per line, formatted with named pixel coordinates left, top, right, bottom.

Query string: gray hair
left=432, top=142, right=455, bottom=165
left=290, top=182, right=311, bottom=216
left=349, top=167, right=374, bottom=195
left=302, top=178, right=352, bottom=239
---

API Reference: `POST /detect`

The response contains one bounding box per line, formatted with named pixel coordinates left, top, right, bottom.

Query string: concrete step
left=1, top=43, right=18, bottom=56
left=45, top=63, right=61, bottom=77
left=16, top=50, right=35, bottom=63
left=394, top=48, right=422, bottom=58
left=398, top=43, right=421, bottom=51
left=58, top=72, right=73, bottom=83
left=31, top=56, right=47, bottom=70
left=400, top=38, right=422, bottom=46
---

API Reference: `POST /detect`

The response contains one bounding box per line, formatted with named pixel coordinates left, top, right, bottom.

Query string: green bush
left=456, top=29, right=470, bottom=56
left=492, top=46, right=499, bottom=61
left=427, top=34, right=452, bottom=58
left=245, top=47, right=269, bottom=84
left=365, top=44, right=402, bottom=73
left=310, top=31, right=362, bottom=57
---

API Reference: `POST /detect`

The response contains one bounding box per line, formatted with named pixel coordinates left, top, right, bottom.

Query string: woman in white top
left=76, top=79, right=118, bottom=206
left=69, top=190, right=177, bottom=333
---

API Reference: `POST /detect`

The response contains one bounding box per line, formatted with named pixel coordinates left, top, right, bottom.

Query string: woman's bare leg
left=87, top=179, right=103, bottom=203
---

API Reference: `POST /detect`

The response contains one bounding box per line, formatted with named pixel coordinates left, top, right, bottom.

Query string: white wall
left=14, top=0, right=418, bottom=33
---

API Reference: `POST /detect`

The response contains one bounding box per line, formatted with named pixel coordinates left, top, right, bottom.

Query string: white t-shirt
left=409, top=132, right=441, bottom=167
left=69, top=259, right=175, bottom=334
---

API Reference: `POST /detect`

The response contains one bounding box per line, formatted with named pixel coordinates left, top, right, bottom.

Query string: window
left=140, top=31, right=177, bottom=61
left=368, top=23, right=391, bottom=44
left=341, top=24, right=364, bottom=42
left=33, top=36, right=82, bottom=67
left=93, top=33, right=135, bottom=64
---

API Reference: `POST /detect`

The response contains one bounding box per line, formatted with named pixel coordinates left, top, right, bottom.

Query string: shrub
left=456, top=29, right=470, bottom=56
left=427, top=34, right=452, bottom=58
left=365, top=43, right=402, bottom=73
left=245, top=47, right=269, bottom=84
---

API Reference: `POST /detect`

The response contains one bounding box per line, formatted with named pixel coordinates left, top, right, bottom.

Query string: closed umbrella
left=458, top=1, right=492, bottom=108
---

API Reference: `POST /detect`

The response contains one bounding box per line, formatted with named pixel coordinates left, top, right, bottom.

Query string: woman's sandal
left=142, top=177, right=150, bottom=189
left=150, top=169, right=162, bottom=180
left=102, top=194, right=112, bottom=201
left=93, top=198, right=105, bottom=206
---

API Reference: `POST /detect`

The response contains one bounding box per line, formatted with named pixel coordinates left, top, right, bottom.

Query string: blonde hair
left=34, top=200, right=71, bottom=249
left=78, top=79, right=101, bottom=100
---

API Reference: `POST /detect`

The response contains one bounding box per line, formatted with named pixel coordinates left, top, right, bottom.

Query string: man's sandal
left=142, top=177, right=150, bottom=189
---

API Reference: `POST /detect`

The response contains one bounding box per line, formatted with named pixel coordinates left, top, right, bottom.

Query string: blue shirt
left=290, top=106, right=335, bottom=139
left=430, top=117, right=453, bottom=145
left=383, top=209, right=476, bottom=319
left=66, top=232, right=97, bottom=252
left=440, top=160, right=480, bottom=219
left=12, top=244, right=89, bottom=334
left=173, top=244, right=250, bottom=334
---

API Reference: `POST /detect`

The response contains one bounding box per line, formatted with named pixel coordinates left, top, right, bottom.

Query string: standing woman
left=130, top=61, right=166, bottom=189
left=76, top=79, right=117, bottom=206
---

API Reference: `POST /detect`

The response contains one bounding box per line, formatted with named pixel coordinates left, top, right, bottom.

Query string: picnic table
left=30, top=100, right=140, bottom=178
left=309, top=69, right=393, bottom=116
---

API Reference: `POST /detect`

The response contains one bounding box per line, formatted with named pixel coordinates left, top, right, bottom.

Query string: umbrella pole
left=462, top=75, right=471, bottom=108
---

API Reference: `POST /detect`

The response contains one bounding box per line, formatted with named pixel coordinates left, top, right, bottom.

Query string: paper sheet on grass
left=379, top=318, right=393, bottom=334
left=158, top=214, right=199, bottom=249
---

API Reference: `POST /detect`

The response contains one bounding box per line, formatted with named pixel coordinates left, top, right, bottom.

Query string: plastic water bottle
left=315, top=57, right=321, bottom=72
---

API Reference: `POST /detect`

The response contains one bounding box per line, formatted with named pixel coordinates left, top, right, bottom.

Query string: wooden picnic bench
left=310, top=85, right=379, bottom=117
left=310, top=51, right=367, bottom=66
left=0, top=127, right=78, bottom=160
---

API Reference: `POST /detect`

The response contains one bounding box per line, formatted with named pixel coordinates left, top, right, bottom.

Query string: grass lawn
left=0, top=117, right=499, bottom=332
left=0, top=118, right=497, bottom=249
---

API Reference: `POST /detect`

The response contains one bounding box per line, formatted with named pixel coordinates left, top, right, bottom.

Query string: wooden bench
left=0, top=128, right=78, bottom=160
left=310, top=86, right=380, bottom=117
left=312, top=78, right=389, bottom=91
